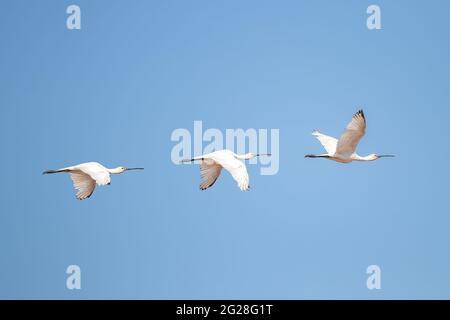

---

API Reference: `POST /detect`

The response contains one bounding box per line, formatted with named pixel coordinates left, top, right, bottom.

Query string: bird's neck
left=108, top=167, right=122, bottom=174
left=235, top=154, right=253, bottom=160
left=353, top=154, right=376, bottom=161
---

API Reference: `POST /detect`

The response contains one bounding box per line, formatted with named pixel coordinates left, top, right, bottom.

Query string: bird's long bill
left=378, top=155, right=395, bottom=158
left=126, top=167, right=144, bottom=170
left=256, top=153, right=272, bottom=156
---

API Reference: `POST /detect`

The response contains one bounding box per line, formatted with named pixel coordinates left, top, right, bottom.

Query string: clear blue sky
left=1, top=0, right=450, bottom=299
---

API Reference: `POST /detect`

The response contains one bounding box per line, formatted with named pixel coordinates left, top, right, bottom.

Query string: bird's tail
left=42, top=169, right=69, bottom=175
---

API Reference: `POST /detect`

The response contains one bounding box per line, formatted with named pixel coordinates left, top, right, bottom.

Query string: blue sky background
left=1, top=0, right=450, bottom=299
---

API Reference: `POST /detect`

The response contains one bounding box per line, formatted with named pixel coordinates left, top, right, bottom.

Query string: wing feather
left=70, top=171, right=96, bottom=200
left=199, top=162, right=222, bottom=190
left=336, top=110, right=366, bottom=157
left=312, top=130, right=338, bottom=155
left=199, top=150, right=250, bottom=191
left=215, top=157, right=250, bottom=191
left=227, top=164, right=250, bottom=191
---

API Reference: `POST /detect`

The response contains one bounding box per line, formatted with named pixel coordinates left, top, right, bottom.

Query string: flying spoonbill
left=181, top=150, right=271, bottom=191
left=43, top=162, right=144, bottom=200
left=305, top=110, right=394, bottom=163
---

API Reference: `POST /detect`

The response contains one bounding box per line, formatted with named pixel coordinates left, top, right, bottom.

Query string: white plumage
left=306, top=110, right=394, bottom=163
left=181, top=149, right=270, bottom=191
left=43, top=162, right=144, bottom=200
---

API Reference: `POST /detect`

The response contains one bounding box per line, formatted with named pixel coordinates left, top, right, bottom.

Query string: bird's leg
left=304, top=154, right=330, bottom=159
left=180, top=157, right=204, bottom=163
left=42, top=169, right=70, bottom=174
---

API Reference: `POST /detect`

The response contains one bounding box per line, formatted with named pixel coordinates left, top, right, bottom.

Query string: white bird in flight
left=305, top=110, right=394, bottom=163
left=181, top=149, right=271, bottom=191
left=43, top=162, right=144, bottom=200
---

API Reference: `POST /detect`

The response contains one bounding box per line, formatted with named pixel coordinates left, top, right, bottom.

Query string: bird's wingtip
left=356, top=109, right=365, bottom=120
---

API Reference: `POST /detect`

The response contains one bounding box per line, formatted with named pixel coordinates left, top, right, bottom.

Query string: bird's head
left=371, top=154, right=395, bottom=161
left=241, top=152, right=272, bottom=160
left=112, top=166, right=144, bottom=174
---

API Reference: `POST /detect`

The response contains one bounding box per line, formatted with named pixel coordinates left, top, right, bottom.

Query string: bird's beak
left=378, top=155, right=395, bottom=158
left=126, top=167, right=144, bottom=171
left=256, top=153, right=271, bottom=156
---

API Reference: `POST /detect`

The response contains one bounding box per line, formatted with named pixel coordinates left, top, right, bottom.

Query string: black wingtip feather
left=356, top=109, right=365, bottom=120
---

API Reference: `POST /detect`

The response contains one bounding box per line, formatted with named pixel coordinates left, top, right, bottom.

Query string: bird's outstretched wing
left=312, top=130, right=338, bottom=155
left=218, top=158, right=250, bottom=191
left=199, top=162, right=222, bottom=190
left=336, top=110, right=366, bottom=157
left=201, top=151, right=250, bottom=191
left=70, top=171, right=96, bottom=200
left=227, top=163, right=250, bottom=191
